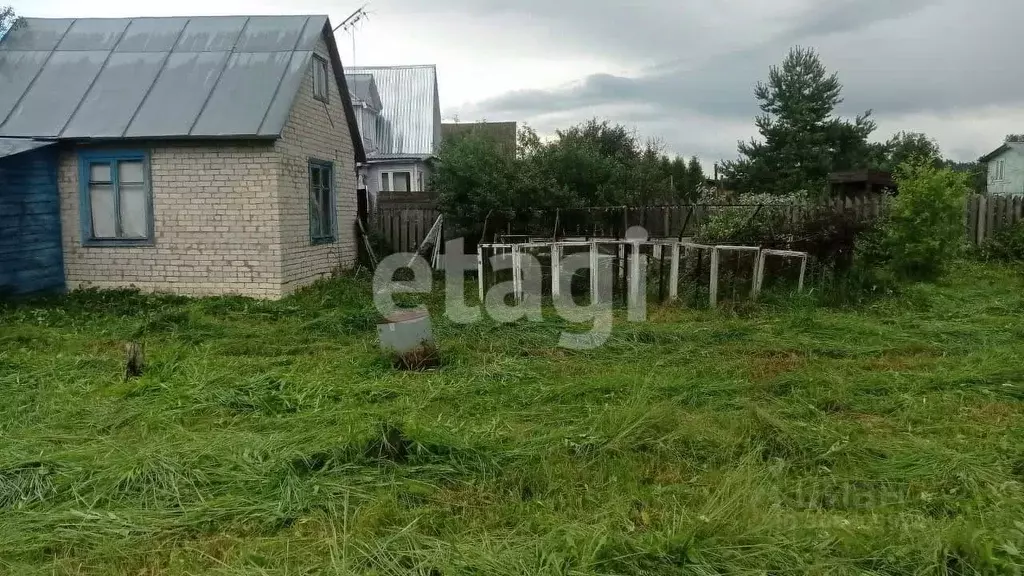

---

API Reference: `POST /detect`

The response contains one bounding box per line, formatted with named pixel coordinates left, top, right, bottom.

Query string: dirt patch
left=848, top=412, right=895, bottom=431
left=865, top=355, right=936, bottom=372
left=392, top=344, right=442, bottom=371
left=967, top=402, right=1021, bottom=424
left=748, top=350, right=806, bottom=382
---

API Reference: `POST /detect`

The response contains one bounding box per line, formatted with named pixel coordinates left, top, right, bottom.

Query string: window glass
left=90, top=163, right=111, bottom=183
left=81, top=155, right=151, bottom=243
left=313, top=56, right=329, bottom=102
left=89, top=184, right=117, bottom=238
left=393, top=172, right=411, bottom=192
left=309, top=161, right=335, bottom=243
left=119, top=184, right=148, bottom=238
left=120, top=161, right=144, bottom=184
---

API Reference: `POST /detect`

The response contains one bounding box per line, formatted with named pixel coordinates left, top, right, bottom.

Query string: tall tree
left=721, top=46, right=875, bottom=197
left=685, top=156, right=705, bottom=201
left=944, top=160, right=986, bottom=195
left=882, top=131, right=942, bottom=170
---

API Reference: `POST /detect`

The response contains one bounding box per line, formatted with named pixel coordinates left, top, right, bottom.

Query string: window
left=996, top=159, right=1006, bottom=181
left=79, top=151, right=151, bottom=245
left=309, top=160, right=335, bottom=244
left=312, top=55, right=329, bottom=103
left=381, top=171, right=412, bottom=192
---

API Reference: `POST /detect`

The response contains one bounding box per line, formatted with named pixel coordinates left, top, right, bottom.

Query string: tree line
left=433, top=120, right=708, bottom=231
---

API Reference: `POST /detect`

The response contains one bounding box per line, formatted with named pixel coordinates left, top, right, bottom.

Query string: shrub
left=695, top=192, right=807, bottom=245
left=871, top=160, right=969, bottom=280
left=696, top=193, right=873, bottom=273
left=977, top=221, right=1024, bottom=262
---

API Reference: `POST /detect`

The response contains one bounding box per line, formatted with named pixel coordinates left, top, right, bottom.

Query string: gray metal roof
left=979, top=142, right=1023, bottom=163
left=0, top=16, right=332, bottom=140
left=0, top=138, right=55, bottom=159
left=347, top=73, right=382, bottom=111
left=346, top=65, right=440, bottom=157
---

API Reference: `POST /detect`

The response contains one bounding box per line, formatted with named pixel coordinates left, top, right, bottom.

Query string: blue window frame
left=309, top=159, right=336, bottom=244
left=78, top=150, right=153, bottom=246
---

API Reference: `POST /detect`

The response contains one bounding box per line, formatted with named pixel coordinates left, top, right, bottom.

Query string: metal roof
left=0, top=15, right=361, bottom=149
left=0, top=138, right=55, bottom=159
left=346, top=65, right=440, bottom=158
left=979, top=142, right=1022, bottom=163
left=366, top=153, right=432, bottom=162
left=347, top=73, right=382, bottom=111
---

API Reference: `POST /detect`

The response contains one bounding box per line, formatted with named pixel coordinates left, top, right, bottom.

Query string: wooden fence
left=370, top=193, right=1024, bottom=254
left=966, top=195, right=1024, bottom=245
left=374, top=193, right=442, bottom=253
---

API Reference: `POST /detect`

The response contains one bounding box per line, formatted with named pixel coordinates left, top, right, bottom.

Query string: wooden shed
left=828, top=170, right=896, bottom=197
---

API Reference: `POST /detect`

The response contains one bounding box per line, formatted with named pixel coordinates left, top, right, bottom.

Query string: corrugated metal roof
left=0, top=138, right=55, bottom=159
left=346, top=65, right=440, bottom=157
left=0, top=15, right=324, bottom=140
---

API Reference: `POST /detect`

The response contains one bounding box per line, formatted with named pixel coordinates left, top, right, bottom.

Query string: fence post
left=477, top=250, right=485, bottom=302
left=589, top=240, right=599, bottom=304
left=628, top=241, right=644, bottom=320
left=551, top=243, right=562, bottom=298
left=669, top=242, right=680, bottom=302
left=510, top=246, right=520, bottom=304
left=752, top=250, right=766, bottom=299
left=977, top=195, right=988, bottom=245
left=709, top=247, right=720, bottom=308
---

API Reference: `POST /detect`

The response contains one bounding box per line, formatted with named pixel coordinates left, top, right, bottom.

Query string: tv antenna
left=334, top=4, right=370, bottom=64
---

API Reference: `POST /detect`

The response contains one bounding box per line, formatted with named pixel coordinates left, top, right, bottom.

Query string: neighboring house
left=0, top=15, right=366, bottom=298
left=345, top=65, right=441, bottom=202
left=980, top=142, right=1024, bottom=196
left=442, top=121, right=517, bottom=157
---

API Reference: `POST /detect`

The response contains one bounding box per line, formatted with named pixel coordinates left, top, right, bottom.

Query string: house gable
left=272, top=25, right=360, bottom=293
left=984, top=142, right=1024, bottom=196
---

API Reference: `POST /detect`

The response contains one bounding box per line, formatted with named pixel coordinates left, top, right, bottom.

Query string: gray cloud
left=427, top=0, right=1022, bottom=162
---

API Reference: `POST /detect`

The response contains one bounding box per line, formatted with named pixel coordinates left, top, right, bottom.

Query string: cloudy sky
left=15, top=0, right=1021, bottom=166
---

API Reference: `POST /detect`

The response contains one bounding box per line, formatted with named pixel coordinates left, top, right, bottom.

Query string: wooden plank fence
left=371, top=194, right=1024, bottom=255
left=967, top=195, right=1024, bottom=245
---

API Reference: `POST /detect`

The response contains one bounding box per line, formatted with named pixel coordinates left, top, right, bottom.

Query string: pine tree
left=686, top=156, right=704, bottom=199
left=721, top=46, right=875, bottom=197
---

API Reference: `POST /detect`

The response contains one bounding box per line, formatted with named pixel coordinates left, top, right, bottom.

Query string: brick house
left=0, top=15, right=366, bottom=298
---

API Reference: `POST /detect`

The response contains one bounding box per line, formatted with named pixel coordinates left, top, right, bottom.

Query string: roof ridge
left=348, top=64, right=437, bottom=70
left=20, top=14, right=327, bottom=20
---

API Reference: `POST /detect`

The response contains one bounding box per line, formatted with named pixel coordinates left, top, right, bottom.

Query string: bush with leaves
left=977, top=221, right=1024, bottom=262
left=432, top=120, right=709, bottom=236
left=862, top=160, right=969, bottom=280
left=695, top=193, right=807, bottom=245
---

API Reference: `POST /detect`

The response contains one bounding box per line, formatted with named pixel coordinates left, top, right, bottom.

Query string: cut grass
left=1, top=263, right=1024, bottom=574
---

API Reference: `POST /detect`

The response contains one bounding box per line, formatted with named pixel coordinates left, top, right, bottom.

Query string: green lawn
left=2, top=263, right=1024, bottom=575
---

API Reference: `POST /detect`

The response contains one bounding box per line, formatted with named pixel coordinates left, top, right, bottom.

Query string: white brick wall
left=58, top=142, right=286, bottom=299
left=274, top=37, right=358, bottom=295
left=57, top=31, right=359, bottom=299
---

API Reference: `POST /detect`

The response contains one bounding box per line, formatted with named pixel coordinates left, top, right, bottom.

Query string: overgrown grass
left=2, top=264, right=1024, bottom=574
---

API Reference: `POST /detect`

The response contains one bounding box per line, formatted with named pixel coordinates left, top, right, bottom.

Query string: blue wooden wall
left=0, top=147, right=65, bottom=295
